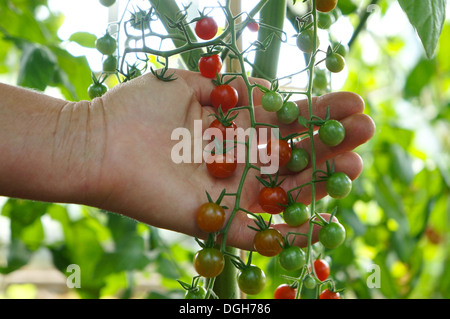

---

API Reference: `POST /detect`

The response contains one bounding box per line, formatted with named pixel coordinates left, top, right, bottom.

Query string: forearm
left=0, top=83, right=106, bottom=205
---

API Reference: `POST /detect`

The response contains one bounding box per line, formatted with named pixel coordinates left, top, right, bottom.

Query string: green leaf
left=404, top=57, right=436, bottom=99
left=398, top=0, right=446, bottom=59
left=17, top=43, right=57, bottom=91
left=69, top=32, right=97, bottom=48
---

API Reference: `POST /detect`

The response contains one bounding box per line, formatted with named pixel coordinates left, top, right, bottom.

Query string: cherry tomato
left=258, top=186, right=288, bottom=214
left=318, top=12, right=334, bottom=29
left=313, top=69, right=328, bottom=91
left=206, top=150, right=237, bottom=179
left=102, top=55, right=117, bottom=72
left=303, top=275, right=316, bottom=289
left=318, top=119, right=345, bottom=146
left=325, top=52, right=345, bottom=73
left=276, top=101, right=300, bottom=124
left=296, top=29, right=319, bottom=53
left=237, top=265, right=266, bottom=295
left=326, top=172, right=352, bottom=199
left=253, top=228, right=283, bottom=257
left=286, top=148, right=309, bottom=173
left=198, top=54, right=222, bottom=78
left=208, top=118, right=237, bottom=141
left=196, top=202, right=226, bottom=233
left=319, top=221, right=346, bottom=249
left=210, top=84, right=239, bottom=112
left=274, top=284, right=296, bottom=299
left=88, top=83, right=107, bottom=99
left=247, top=22, right=260, bottom=32
left=95, top=33, right=116, bottom=55
left=99, top=0, right=116, bottom=7
left=316, top=0, right=338, bottom=13
left=313, top=258, right=330, bottom=281
left=266, top=139, right=292, bottom=167
left=319, top=288, right=341, bottom=299
left=193, top=248, right=225, bottom=278
left=261, top=91, right=283, bottom=112
left=185, top=286, right=207, bottom=299
left=195, top=17, right=218, bottom=40
left=283, top=202, right=310, bottom=227
left=278, top=246, right=306, bottom=271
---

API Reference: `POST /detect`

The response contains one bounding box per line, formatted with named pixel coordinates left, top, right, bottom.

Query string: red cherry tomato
left=314, top=258, right=330, bottom=281
left=210, top=84, right=239, bottom=112
left=319, top=288, right=341, bottom=299
left=198, top=54, right=222, bottom=78
left=258, top=186, right=288, bottom=214
left=195, top=17, right=218, bottom=40
left=206, top=150, right=237, bottom=179
left=247, top=22, right=260, bottom=32
left=274, top=284, right=297, bottom=299
left=208, top=118, right=237, bottom=141
left=266, top=139, right=292, bottom=167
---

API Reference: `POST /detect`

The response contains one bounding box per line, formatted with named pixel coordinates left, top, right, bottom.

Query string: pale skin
left=0, top=69, right=375, bottom=251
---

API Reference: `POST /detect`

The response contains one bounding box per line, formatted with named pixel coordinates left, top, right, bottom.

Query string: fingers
left=173, top=69, right=270, bottom=107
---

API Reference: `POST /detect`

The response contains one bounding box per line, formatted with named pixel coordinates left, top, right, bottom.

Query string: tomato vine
left=92, top=0, right=351, bottom=299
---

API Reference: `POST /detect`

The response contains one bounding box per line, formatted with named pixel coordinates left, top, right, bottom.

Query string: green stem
left=251, top=0, right=287, bottom=80
left=149, top=0, right=203, bottom=71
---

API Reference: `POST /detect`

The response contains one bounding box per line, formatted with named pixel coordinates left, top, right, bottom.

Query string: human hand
left=90, top=69, right=375, bottom=251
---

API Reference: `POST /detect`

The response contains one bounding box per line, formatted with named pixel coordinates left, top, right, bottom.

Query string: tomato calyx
left=209, top=106, right=238, bottom=130
left=150, top=66, right=177, bottom=82
left=178, top=276, right=210, bottom=299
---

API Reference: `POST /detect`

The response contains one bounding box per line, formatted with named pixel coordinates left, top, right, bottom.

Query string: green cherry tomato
left=318, top=12, right=334, bottom=29
left=88, top=83, right=107, bottom=99
left=99, top=0, right=116, bottom=7
left=325, top=52, right=345, bottom=73
left=313, top=69, right=328, bottom=91
left=286, top=148, right=309, bottom=173
left=276, top=101, right=300, bottom=124
left=319, top=221, right=346, bottom=249
left=261, top=91, right=283, bottom=112
left=283, top=202, right=310, bottom=227
left=296, top=29, right=320, bottom=53
left=184, top=286, right=207, bottom=299
left=318, top=119, right=345, bottom=146
left=193, top=248, right=225, bottom=278
left=326, top=172, right=352, bottom=199
left=303, top=275, right=317, bottom=289
left=278, top=246, right=306, bottom=271
left=237, top=265, right=266, bottom=295
left=102, top=55, right=117, bottom=72
left=95, top=32, right=117, bottom=55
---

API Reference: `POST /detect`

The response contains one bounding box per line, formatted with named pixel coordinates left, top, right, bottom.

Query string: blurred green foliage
left=0, top=0, right=448, bottom=299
